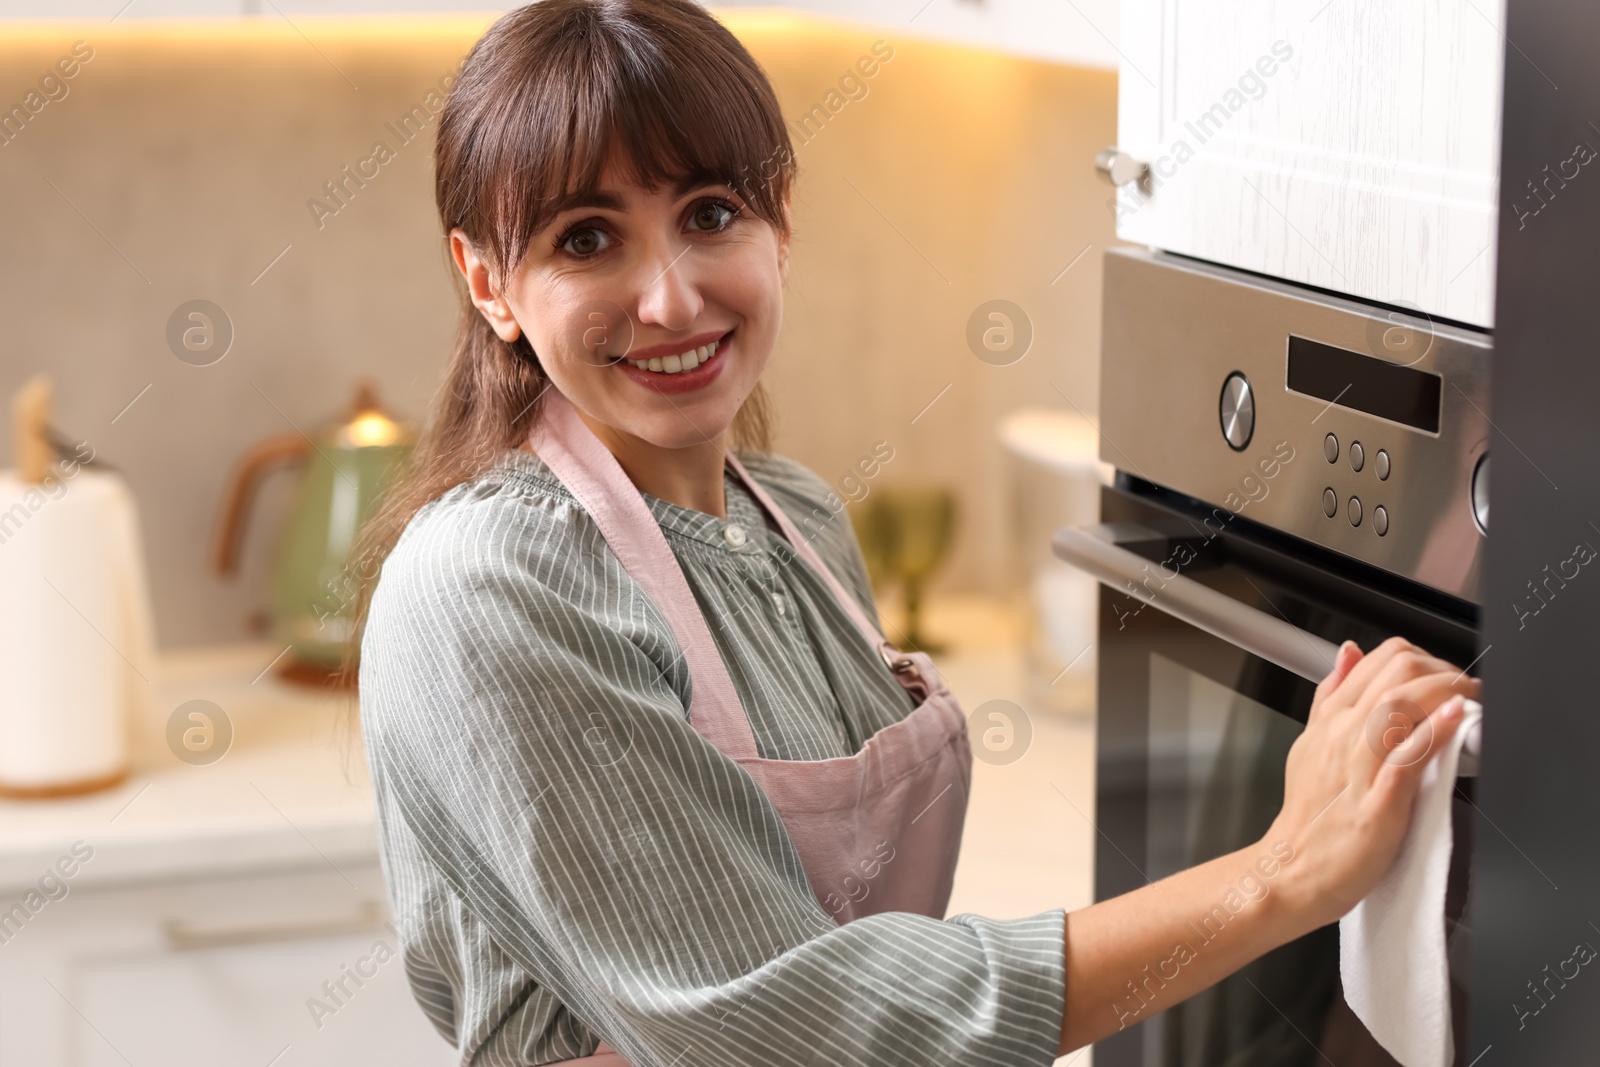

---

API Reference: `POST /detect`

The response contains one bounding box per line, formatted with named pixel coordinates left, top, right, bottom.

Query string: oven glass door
left=1089, top=482, right=1479, bottom=1067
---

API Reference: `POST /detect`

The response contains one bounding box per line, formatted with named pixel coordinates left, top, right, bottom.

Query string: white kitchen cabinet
left=0, top=645, right=456, bottom=1067
left=0, top=862, right=456, bottom=1067
left=1107, top=0, right=1504, bottom=327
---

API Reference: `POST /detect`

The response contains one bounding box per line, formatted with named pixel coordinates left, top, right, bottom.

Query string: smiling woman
left=341, top=4, right=1069, bottom=1064
left=339, top=3, right=1480, bottom=1066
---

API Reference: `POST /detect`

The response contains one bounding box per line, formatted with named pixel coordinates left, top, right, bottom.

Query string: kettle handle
left=211, top=432, right=313, bottom=576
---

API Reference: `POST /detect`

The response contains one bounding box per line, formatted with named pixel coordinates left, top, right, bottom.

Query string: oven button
left=1324, top=432, right=1339, bottom=463
left=1219, top=372, right=1254, bottom=451
left=1349, top=440, right=1364, bottom=472
left=1348, top=496, right=1363, bottom=527
left=1472, top=453, right=1489, bottom=534
left=1374, top=505, right=1388, bottom=536
left=1375, top=449, right=1390, bottom=480
left=1323, top=488, right=1338, bottom=517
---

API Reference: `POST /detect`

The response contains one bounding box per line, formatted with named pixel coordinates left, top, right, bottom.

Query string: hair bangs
left=446, top=1, right=795, bottom=282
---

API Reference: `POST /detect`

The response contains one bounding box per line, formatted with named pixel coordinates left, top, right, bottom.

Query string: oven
left=1056, top=248, right=1491, bottom=1066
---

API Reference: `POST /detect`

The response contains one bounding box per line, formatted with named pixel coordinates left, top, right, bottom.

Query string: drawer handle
left=163, top=899, right=389, bottom=950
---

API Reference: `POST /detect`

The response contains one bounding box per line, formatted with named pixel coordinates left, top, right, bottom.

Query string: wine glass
left=865, top=486, right=957, bottom=654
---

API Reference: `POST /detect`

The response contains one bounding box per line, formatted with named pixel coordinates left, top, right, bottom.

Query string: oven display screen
left=1285, top=335, right=1443, bottom=433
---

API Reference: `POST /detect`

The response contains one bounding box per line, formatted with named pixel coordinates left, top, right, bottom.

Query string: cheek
left=709, top=245, right=785, bottom=370
left=516, top=279, right=625, bottom=369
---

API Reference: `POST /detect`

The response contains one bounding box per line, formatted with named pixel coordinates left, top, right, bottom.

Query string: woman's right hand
left=1266, top=636, right=1482, bottom=934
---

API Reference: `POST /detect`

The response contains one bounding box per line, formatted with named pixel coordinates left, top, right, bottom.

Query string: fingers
left=1309, top=636, right=1423, bottom=725
left=1320, top=641, right=1364, bottom=693
left=1324, top=636, right=1419, bottom=708
left=1309, top=641, right=1365, bottom=726
left=1362, top=650, right=1474, bottom=721
left=1361, top=670, right=1481, bottom=771
left=1369, top=692, right=1470, bottom=801
left=1306, top=636, right=1481, bottom=754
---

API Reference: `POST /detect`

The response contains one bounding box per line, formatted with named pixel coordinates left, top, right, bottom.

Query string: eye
left=687, top=198, right=740, bottom=234
left=555, top=222, right=612, bottom=259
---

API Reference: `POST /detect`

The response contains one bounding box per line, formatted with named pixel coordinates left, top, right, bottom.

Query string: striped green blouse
left=358, top=446, right=1067, bottom=1066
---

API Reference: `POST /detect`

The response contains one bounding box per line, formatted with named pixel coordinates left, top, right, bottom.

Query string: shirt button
left=773, top=592, right=787, bottom=616
left=722, top=523, right=747, bottom=549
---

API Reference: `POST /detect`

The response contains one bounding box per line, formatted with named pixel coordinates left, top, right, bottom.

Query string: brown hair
left=332, top=0, right=798, bottom=724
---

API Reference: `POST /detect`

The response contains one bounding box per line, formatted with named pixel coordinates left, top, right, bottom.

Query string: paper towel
left=1339, top=697, right=1484, bottom=1067
left=0, top=467, right=155, bottom=793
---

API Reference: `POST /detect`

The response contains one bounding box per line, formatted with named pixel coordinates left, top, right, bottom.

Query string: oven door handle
left=1052, top=521, right=1481, bottom=775
left=1052, top=521, right=1341, bottom=682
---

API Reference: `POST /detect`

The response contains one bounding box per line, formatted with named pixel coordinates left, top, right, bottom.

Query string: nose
left=633, top=240, right=703, bottom=334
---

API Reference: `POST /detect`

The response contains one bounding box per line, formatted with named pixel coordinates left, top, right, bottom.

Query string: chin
left=633, top=406, right=742, bottom=450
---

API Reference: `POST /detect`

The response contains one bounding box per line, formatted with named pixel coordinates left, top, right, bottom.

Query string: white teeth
left=627, top=339, right=721, bottom=374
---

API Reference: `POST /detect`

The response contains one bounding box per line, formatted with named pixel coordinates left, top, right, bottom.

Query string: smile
left=623, top=335, right=725, bottom=374
left=612, top=330, right=732, bottom=395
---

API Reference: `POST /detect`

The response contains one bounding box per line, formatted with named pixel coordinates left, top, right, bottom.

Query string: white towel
left=1339, top=698, right=1484, bottom=1067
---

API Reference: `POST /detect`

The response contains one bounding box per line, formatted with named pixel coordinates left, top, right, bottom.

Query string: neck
left=528, top=407, right=729, bottom=519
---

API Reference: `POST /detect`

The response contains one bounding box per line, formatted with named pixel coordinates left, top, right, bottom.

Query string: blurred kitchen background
left=0, top=3, right=1116, bottom=1064
left=0, top=2, right=1116, bottom=650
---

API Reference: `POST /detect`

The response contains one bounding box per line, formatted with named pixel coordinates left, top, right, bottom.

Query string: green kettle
left=212, top=379, right=414, bottom=686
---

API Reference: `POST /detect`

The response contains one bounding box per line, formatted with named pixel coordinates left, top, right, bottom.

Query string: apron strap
left=530, top=389, right=759, bottom=760
left=722, top=451, right=897, bottom=661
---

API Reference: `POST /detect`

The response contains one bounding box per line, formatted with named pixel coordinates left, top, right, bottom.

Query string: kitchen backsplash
left=0, top=11, right=1114, bottom=648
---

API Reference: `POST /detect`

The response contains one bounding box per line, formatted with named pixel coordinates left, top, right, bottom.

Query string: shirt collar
left=489, top=448, right=774, bottom=552
left=643, top=466, right=774, bottom=551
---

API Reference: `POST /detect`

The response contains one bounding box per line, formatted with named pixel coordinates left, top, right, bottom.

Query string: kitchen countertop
left=0, top=606, right=1095, bottom=935
left=0, top=642, right=376, bottom=894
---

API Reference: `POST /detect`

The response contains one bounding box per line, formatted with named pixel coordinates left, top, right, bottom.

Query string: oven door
left=1059, top=481, right=1480, bottom=1067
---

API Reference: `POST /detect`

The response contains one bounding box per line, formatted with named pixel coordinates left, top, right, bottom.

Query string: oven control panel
left=1103, top=247, right=1490, bottom=604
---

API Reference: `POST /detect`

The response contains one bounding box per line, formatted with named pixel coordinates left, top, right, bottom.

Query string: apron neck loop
left=530, top=388, right=760, bottom=759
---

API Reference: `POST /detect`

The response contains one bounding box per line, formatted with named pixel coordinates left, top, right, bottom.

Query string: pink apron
left=527, top=388, right=973, bottom=1066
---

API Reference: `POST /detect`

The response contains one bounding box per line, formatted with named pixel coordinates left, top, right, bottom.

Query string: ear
left=450, top=228, right=522, bottom=342
left=776, top=193, right=794, bottom=285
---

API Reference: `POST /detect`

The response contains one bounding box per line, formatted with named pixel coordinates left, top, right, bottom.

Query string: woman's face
left=452, top=155, right=790, bottom=452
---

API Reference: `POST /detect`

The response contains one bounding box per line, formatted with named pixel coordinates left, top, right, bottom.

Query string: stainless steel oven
left=1056, top=248, right=1491, bottom=1066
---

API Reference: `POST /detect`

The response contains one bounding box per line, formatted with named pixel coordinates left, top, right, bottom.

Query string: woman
left=350, top=2, right=1481, bottom=1063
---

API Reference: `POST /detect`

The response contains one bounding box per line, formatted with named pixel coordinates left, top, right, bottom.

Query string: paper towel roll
left=0, top=466, right=155, bottom=795
left=1339, top=698, right=1484, bottom=1067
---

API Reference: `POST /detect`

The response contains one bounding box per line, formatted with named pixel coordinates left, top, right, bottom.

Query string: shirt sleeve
left=359, top=484, right=1066, bottom=1067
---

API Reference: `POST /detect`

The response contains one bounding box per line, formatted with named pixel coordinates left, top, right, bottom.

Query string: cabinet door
left=1112, top=0, right=1503, bottom=327
left=0, top=864, right=457, bottom=1067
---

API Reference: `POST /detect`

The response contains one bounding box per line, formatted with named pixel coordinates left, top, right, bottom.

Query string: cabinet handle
left=163, top=899, right=390, bottom=950
left=1094, top=147, right=1152, bottom=194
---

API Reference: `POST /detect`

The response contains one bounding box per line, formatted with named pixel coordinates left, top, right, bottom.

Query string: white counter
left=0, top=643, right=377, bottom=895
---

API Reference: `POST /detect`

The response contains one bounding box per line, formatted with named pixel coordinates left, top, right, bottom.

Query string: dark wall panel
left=1471, top=0, right=1600, bottom=1061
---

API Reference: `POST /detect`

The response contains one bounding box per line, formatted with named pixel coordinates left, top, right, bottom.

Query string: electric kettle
left=212, top=379, right=413, bottom=686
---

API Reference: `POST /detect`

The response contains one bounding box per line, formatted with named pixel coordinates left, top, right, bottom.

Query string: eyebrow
left=544, top=171, right=731, bottom=220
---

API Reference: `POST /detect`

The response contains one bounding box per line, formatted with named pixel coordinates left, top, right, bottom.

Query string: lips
left=613, top=330, right=731, bottom=395
left=623, top=335, right=723, bottom=374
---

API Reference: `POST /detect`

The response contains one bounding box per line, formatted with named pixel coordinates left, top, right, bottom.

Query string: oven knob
left=1219, top=372, right=1254, bottom=451
left=1472, top=453, right=1489, bottom=534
